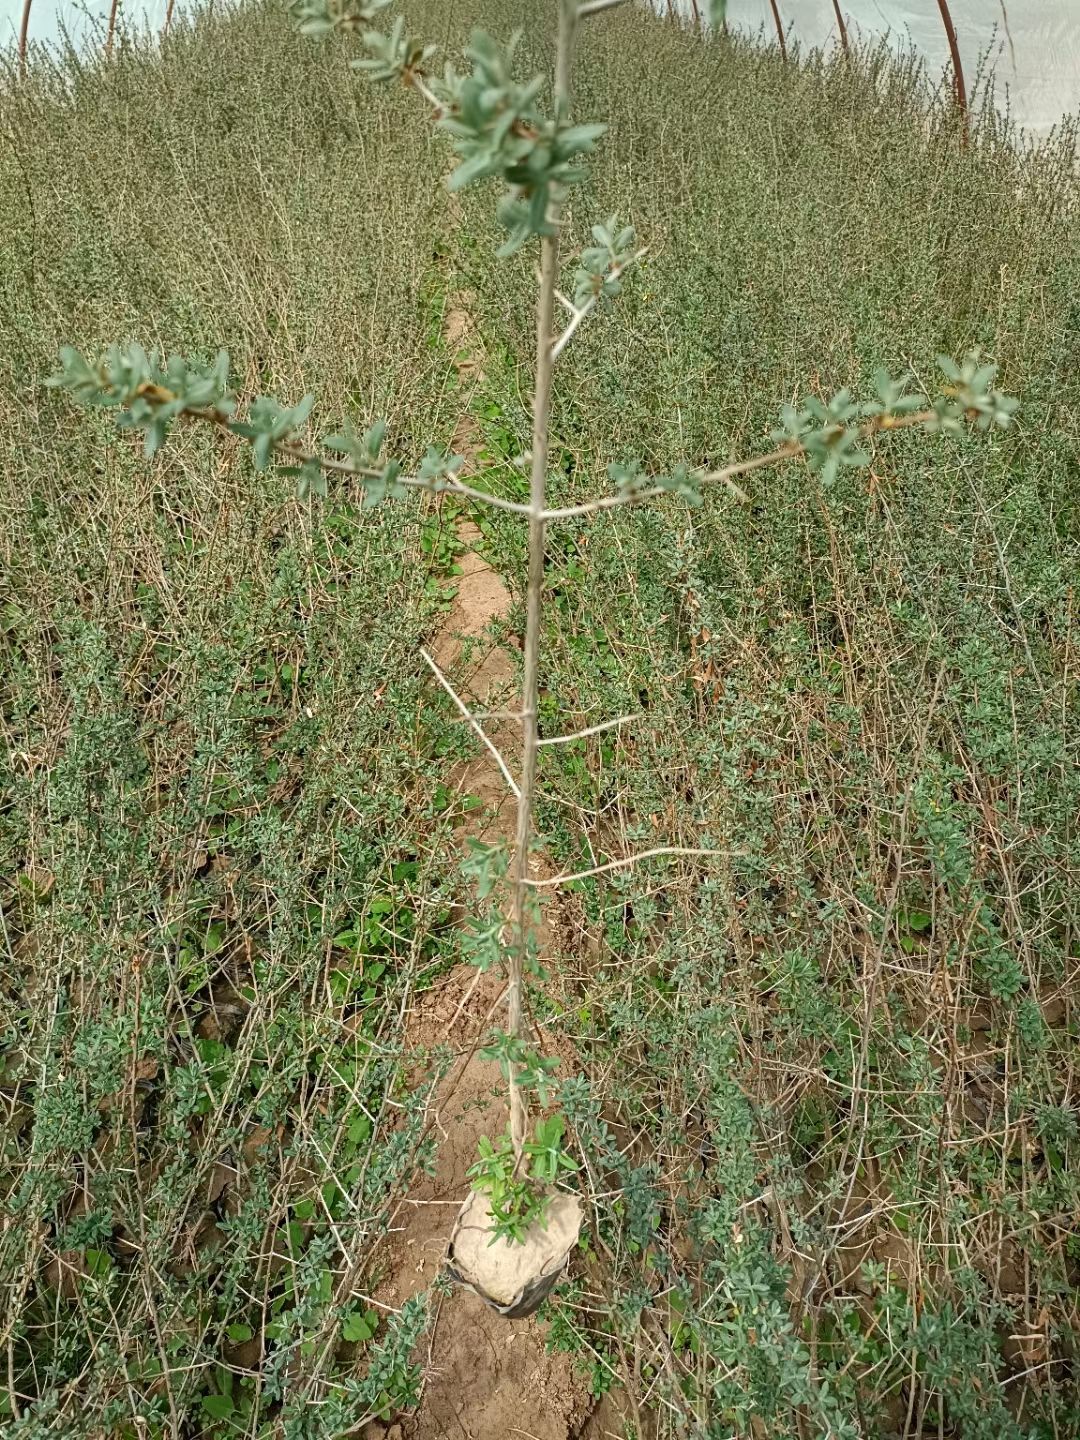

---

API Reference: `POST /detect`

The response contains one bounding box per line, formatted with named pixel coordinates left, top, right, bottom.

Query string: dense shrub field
left=1, top=2, right=1078, bottom=1435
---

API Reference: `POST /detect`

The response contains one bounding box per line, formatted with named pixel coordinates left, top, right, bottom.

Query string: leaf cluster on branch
left=48, top=342, right=1019, bottom=513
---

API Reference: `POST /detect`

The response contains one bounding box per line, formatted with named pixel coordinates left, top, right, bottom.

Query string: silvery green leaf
left=359, top=474, right=387, bottom=509
left=556, top=122, right=607, bottom=155
left=609, top=458, right=649, bottom=495
left=462, top=838, right=510, bottom=900
left=994, top=394, right=1020, bottom=426
left=381, top=458, right=406, bottom=499
left=418, top=447, right=465, bottom=486
left=252, top=432, right=273, bottom=472
left=362, top=419, right=386, bottom=461
left=664, top=462, right=702, bottom=505
left=460, top=912, right=505, bottom=972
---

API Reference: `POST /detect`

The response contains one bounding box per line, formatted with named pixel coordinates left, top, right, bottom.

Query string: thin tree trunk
left=768, top=0, right=788, bottom=63
left=105, top=0, right=120, bottom=58
left=18, top=0, right=32, bottom=75
left=164, top=0, right=176, bottom=36
left=934, top=0, right=969, bottom=138
left=508, top=0, right=578, bottom=1161
left=688, top=0, right=701, bottom=32
left=830, top=0, right=850, bottom=56
left=664, top=0, right=675, bottom=21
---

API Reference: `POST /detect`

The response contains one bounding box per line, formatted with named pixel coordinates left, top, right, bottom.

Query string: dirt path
left=369, top=296, right=600, bottom=1440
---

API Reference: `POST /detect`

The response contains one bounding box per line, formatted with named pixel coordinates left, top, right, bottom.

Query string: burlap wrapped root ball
left=446, top=1188, right=583, bottom=1318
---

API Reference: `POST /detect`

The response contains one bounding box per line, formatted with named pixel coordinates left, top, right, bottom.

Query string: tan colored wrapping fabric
left=447, top=1190, right=583, bottom=1318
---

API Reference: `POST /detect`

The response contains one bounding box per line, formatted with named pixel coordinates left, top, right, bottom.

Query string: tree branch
left=540, top=408, right=938, bottom=522
left=420, top=649, right=521, bottom=799
left=525, top=846, right=729, bottom=888
left=551, top=248, right=647, bottom=360
left=506, top=0, right=579, bottom=1163
left=768, top=0, right=789, bottom=62
left=169, top=404, right=535, bottom=516
left=934, top=0, right=969, bottom=140
left=578, top=0, right=628, bottom=16
left=830, top=0, right=850, bottom=56
left=537, top=713, right=639, bottom=746
left=17, top=0, right=32, bottom=74
left=406, top=70, right=446, bottom=115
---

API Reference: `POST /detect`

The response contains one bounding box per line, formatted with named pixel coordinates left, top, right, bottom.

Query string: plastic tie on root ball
left=445, top=1188, right=582, bottom=1318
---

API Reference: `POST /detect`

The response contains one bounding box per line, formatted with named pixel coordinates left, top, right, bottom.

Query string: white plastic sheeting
left=2, top=0, right=1078, bottom=140
left=1, top=0, right=173, bottom=50
left=699, top=1, right=1079, bottom=139
left=4, top=0, right=179, bottom=52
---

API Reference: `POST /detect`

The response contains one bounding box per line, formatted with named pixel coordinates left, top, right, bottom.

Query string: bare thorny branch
left=419, top=648, right=521, bottom=799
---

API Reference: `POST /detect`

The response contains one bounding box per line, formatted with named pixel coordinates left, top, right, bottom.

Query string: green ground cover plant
left=2, top=0, right=1078, bottom=1436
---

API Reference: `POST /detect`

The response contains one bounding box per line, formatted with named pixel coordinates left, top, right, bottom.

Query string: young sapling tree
left=46, top=0, right=1018, bottom=1317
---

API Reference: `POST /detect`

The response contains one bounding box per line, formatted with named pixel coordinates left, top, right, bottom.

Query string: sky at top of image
left=3, top=0, right=1078, bottom=141
left=2, top=0, right=176, bottom=50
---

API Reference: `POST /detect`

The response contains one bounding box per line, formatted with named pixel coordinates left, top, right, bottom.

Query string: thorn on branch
left=420, top=648, right=521, bottom=799
left=524, top=846, right=732, bottom=889
left=537, top=714, right=639, bottom=746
